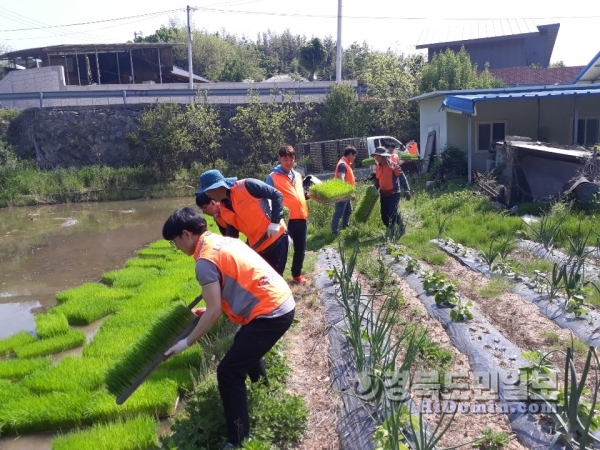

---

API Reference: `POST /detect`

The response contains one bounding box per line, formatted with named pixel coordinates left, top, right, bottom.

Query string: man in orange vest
left=373, top=146, right=411, bottom=228
left=195, top=192, right=236, bottom=237
left=331, top=145, right=357, bottom=235
left=196, top=170, right=289, bottom=275
left=163, top=207, right=295, bottom=449
left=266, top=144, right=309, bottom=284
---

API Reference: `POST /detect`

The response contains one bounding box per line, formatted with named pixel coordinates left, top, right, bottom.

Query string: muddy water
left=0, top=198, right=195, bottom=339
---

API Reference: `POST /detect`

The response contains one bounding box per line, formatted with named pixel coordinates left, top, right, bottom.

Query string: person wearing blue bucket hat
left=197, top=169, right=289, bottom=275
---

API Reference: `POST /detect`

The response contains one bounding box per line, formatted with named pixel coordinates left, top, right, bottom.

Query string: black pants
left=258, top=232, right=289, bottom=275
left=287, top=219, right=307, bottom=277
left=217, top=309, right=295, bottom=445
left=380, top=193, right=401, bottom=227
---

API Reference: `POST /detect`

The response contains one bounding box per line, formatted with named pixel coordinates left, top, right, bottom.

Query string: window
left=574, top=118, right=600, bottom=146
left=477, top=122, right=506, bottom=151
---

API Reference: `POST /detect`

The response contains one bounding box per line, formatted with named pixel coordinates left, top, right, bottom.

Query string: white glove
left=266, top=222, right=280, bottom=238
left=164, top=338, right=189, bottom=357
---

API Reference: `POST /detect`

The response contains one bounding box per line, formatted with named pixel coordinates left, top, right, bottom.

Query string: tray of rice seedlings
left=400, top=152, right=420, bottom=160
left=0, top=390, right=94, bottom=434
left=125, top=257, right=169, bottom=271
left=0, top=331, right=35, bottom=356
left=83, top=324, right=150, bottom=360
left=35, top=311, right=70, bottom=338
left=106, top=298, right=201, bottom=405
left=54, top=296, right=121, bottom=326
left=55, top=283, right=132, bottom=304
left=101, top=267, right=160, bottom=289
left=51, top=415, right=158, bottom=450
left=22, top=356, right=111, bottom=393
left=150, top=366, right=195, bottom=394
left=0, top=379, right=30, bottom=407
left=353, top=185, right=379, bottom=224
left=361, top=157, right=376, bottom=167
left=0, top=357, right=51, bottom=380
left=308, top=179, right=356, bottom=205
left=14, top=329, right=86, bottom=359
left=88, top=378, right=179, bottom=421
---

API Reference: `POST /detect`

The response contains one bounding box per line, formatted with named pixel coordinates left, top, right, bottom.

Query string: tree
left=299, top=38, right=327, bottom=80
left=138, top=102, right=221, bottom=178
left=419, top=46, right=505, bottom=93
left=550, top=60, right=566, bottom=68
left=0, top=42, right=12, bottom=81
left=321, top=84, right=370, bottom=139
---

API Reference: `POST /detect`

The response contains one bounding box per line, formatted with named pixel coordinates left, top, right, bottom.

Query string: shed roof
left=0, top=43, right=184, bottom=60
left=487, top=66, right=585, bottom=86
left=572, top=51, right=600, bottom=84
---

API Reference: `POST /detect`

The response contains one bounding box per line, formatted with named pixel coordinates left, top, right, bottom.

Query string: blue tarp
left=441, top=86, right=600, bottom=115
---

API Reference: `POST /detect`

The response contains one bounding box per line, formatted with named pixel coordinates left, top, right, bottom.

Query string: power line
left=0, top=8, right=183, bottom=32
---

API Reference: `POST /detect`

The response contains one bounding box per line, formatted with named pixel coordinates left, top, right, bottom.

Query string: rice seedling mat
left=308, top=194, right=354, bottom=206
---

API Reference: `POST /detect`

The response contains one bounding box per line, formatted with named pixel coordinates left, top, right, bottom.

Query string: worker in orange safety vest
left=331, top=145, right=357, bottom=235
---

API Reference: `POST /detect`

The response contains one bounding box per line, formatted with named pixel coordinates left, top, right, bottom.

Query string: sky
left=0, top=0, right=598, bottom=67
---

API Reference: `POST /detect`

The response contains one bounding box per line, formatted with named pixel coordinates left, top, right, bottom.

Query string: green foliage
left=34, top=311, right=70, bottom=338
left=430, top=146, right=468, bottom=181
left=298, top=37, right=327, bottom=80
left=472, top=427, right=510, bottom=449
left=352, top=185, right=379, bottom=223
left=138, top=102, right=221, bottom=177
left=51, top=415, right=158, bottom=450
left=0, top=107, right=19, bottom=121
left=0, top=357, right=51, bottom=380
left=105, top=302, right=197, bottom=399
left=420, top=46, right=505, bottom=93
left=14, top=329, right=86, bottom=359
left=0, top=331, right=35, bottom=356
left=321, top=83, right=370, bottom=139
left=309, top=178, right=355, bottom=203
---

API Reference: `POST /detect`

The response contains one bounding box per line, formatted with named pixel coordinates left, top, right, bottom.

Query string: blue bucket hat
left=196, top=169, right=237, bottom=195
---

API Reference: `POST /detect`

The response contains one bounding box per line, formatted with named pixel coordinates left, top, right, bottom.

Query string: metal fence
left=299, top=138, right=370, bottom=173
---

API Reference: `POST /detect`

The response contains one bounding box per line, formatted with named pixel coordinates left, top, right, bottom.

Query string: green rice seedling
left=51, top=415, right=158, bottom=450
left=22, top=356, right=111, bottom=393
left=0, top=331, right=35, bottom=356
left=0, top=379, right=30, bottom=406
left=148, top=239, right=172, bottom=250
left=105, top=303, right=197, bottom=400
left=160, top=344, right=203, bottom=371
left=56, top=283, right=132, bottom=304
left=352, top=185, right=379, bottom=224
left=309, top=178, right=355, bottom=203
left=0, top=357, right=51, bottom=380
left=35, top=311, right=70, bottom=338
left=54, top=296, right=120, bottom=325
left=361, top=157, right=376, bottom=167
left=150, top=367, right=195, bottom=394
left=400, top=153, right=419, bottom=160
left=125, top=257, right=168, bottom=271
left=88, top=379, right=179, bottom=422
left=83, top=324, right=149, bottom=359
left=101, top=267, right=160, bottom=289
left=15, top=329, right=86, bottom=359
left=0, top=390, right=93, bottom=435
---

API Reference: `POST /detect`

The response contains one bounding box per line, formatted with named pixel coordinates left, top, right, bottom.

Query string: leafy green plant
left=372, top=404, right=412, bottom=450
left=405, top=257, right=421, bottom=273
left=519, top=350, right=558, bottom=402
left=51, top=415, right=158, bottom=450
left=523, top=208, right=567, bottom=251
left=422, top=270, right=447, bottom=293
left=449, top=298, right=474, bottom=321
left=309, top=178, right=356, bottom=203
left=472, top=427, right=510, bottom=449
left=105, top=302, right=197, bottom=400
left=566, top=221, right=595, bottom=261
left=434, top=281, right=459, bottom=306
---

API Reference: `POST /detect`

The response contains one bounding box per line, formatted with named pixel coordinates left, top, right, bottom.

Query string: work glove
left=164, top=338, right=189, bottom=358
left=403, top=191, right=412, bottom=201
left=266, top=222, right=280, bottom=238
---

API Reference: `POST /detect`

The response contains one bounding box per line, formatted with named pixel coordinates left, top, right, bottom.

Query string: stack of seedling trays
left=308, top=179, right=356, bottom=205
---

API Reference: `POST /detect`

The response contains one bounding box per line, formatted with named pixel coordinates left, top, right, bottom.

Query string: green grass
left=56, top=283, right=133, bottom=304
left=309, top=178, right=355, bottom=203
left=21, top=356, right=111, bottom=393
left=14, top=329, right=86, bottom=359
left=35, top=311, right=70, bottom=338
left=478, top=276, right=512, bottom=298
left=0, top=331, right=35, bottom=356
left=0, top=357, right=51, bottom=380
left=51, top=415, right=158, bottom=450
left=105, top=303, right=197, bottom=399
left=101, top=267, right=160, bottom=289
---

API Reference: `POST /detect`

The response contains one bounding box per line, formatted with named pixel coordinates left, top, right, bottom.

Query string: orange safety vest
left=375, top=161, right=402, bottom=193
left=334, top=157, right=356, bottom=186
left=194, top=232, right=292, bottom=325
left=269, top=170, right=308, bottom=220
left=219, top=180, right=286, bottom=253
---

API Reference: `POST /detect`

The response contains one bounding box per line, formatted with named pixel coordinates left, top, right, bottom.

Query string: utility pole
left=187, top=5, right=195, bottom=90
left=335, top=0, right=342, bottom=83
